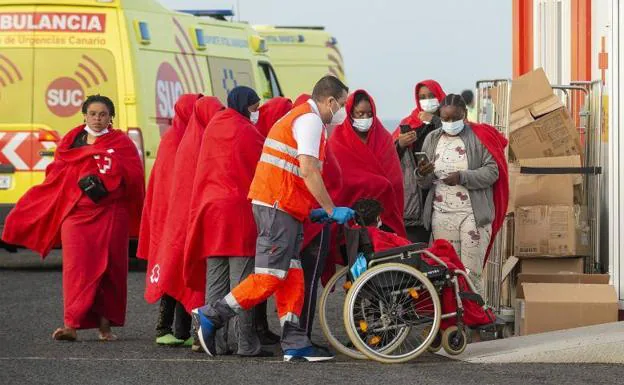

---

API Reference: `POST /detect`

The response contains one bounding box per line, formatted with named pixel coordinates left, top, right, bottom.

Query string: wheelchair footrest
left=459, top=291, right=485, bottom=306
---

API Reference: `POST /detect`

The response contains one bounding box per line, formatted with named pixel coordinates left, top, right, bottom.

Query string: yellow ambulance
left=0, top=0, right=346, bottom=231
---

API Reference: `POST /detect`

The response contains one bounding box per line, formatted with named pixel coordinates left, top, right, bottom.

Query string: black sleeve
left=431, top=115, right=442, bottom=128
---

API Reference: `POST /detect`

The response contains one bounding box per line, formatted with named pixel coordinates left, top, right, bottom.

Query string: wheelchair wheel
left=441, top=326, right=468, bottom=355
left=422, top=326, right=442, bottom=353
left=343, top=263, right=441, bottom=364
left=319, top=266, right=366, bottom=360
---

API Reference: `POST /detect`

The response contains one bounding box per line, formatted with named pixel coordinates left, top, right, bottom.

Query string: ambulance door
left=207, top=57, right=256, bottom=104
left=257, top=62, right=284, bottom=100
left=0, top=6, right=35, bottom=206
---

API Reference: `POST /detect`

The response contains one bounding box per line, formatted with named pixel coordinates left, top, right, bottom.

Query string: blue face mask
left=441, top=119, right=465, bottom=136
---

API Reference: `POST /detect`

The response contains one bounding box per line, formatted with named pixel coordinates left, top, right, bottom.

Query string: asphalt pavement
left=1, top=250, right=623, bottom=385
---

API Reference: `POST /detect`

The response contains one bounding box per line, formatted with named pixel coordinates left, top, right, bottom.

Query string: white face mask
left=328, top=100, right=347, bottom=127
left=250, top=110, right=259, bottom=125
left=377, top=217, right=383, bottom=228
left=441, top=119, right=465, bottom=136
left=84, top=125, right=110, bottom=137
left=352, top=117, right=373, bottom=132
left=419, top=98, right=440, bottom=113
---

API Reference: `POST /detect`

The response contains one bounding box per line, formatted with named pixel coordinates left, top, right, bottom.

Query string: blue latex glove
left=330, top=207, right=355, bottom=224
left=310, top=208, right=330, bottom=223
left=350, top=252, right=368, bottom=280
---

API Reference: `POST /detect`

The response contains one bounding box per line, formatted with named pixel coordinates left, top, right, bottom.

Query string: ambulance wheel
left=441, top=326, right=467, bottom=356
left=319, top=266, right=366, bottom=360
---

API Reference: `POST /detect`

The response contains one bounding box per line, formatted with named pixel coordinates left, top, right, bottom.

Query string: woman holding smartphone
left=393, top=80, right=446, bottom=243
left=415, top=94, right=508, bottom=296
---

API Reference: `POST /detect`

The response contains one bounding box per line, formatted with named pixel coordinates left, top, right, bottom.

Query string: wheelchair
left=318, top=224, right=493, bottom=364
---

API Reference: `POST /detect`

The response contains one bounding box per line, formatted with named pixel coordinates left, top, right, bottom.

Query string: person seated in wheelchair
left=351, top=198, right=495, bottom=330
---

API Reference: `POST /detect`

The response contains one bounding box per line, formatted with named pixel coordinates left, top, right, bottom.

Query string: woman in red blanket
left=2, top=95, right=144, bottom=341
left=392, top=80, right=446, bottom=243
left=183, top=86, right=270, bottom=356
left=137, top=93, right=202, bottom=346
left=149, top=96, right=224, bottom=329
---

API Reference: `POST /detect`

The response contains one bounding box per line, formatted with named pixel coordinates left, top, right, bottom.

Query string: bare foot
left=98, top=318, right=118, bottom=341
left=52, top=327, right=77, bottom=341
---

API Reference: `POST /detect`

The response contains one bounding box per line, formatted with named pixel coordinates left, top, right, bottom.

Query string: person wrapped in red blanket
left=137, top=93, right=203, bottom=346
left=2, top=95, right=144, bottom=341
left=255, top=97, right=293, bottom=137
left=184, top=86, right=270, bottom=356
left=352, top=198, right=494, bottom=331
left=321, top=90, right=405, bottom=283
left=148, top=96, right=225, bottom=328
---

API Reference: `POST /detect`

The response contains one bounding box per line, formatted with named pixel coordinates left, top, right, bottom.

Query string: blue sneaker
left=283, top=345, right=335, bottom=362
left=191, top=308, right=216, bottom=356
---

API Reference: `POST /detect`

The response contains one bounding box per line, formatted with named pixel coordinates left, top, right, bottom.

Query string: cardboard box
left=514, top=205, right=590, bottom=257
left=509, top=108, right=582, bottom=160
left=519, top=257, right=584, bottom=275
left=516, top=273, right=609, bottom=299
left=510, top=94, right=564, bottom=132
left=508, top=155, right=583, bottom=212
left=510, top=68, right=559, bottom=113
left=516, top=281, right=618, bottom=336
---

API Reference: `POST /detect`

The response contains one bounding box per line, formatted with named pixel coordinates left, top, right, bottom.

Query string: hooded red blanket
left=391, top=79, right=446, bottom=140
left=329, top=90, right=405, bottom=237
left=318, top=90, right=405, bottom=281
left=470, top=122, right=509, bottom=264
left=183, top=108, right=265, bottom=296
left=294, top=93, right=311, bottom=107
left=145, top=97, right=224, bottom=309
left=2, top=125, right=144, bottom=256
left=256, top=97, right=293, bottom=137
left=137, top=94, right=201, bottom=261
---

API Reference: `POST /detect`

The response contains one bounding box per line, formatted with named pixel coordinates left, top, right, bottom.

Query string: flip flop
left=98, top=332, right=119, bottom=341
left=52, top=328, right=77, bottom=341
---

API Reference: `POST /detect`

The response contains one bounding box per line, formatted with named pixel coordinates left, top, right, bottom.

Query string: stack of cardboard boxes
left=505, top=68, right=618, bottom=336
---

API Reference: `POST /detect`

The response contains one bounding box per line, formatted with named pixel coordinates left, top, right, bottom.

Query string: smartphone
left=414, top=152, right=429, bottom=165
left=399, top=125, right=411, bottom=134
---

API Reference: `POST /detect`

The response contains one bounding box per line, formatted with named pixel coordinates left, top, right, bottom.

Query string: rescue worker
left=393, top=80, right=446, bottom=244
left=416, top=94, right=509, bottom=296
left=193, top=75, right=354, bottom=362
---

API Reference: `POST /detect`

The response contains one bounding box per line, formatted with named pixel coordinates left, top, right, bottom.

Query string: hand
left=418, top=111, right=434, bottom=123
left=330, top=207, right=356, bottom=225
left=398, top=131, right=417, bottom=148
left=442, top=172, right=461, bottom=186
left=417, top=159, right=435, bottom=176
left=309, top=208, right=330, bottom=223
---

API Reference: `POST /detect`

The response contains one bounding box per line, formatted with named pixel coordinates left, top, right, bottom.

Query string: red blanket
left=2, top=125, right=144, bottom=256
left=470, top=123, right=509, bottom=264
left=2, top=125, right=144, bottom=329
left=146, top=97, right=224, bottom=309
left=329, top=89, right=405, bottom=235
left=391, top=79, right=446, bottom=140
left=183, top=109, right=265, bottom=296
left=137, top=94, right=201, bottom=261
left=256, top=97, right=293, bottom=137
left=294, top=93, right=311, bottom=107
left=366, top=230, right=494, bottom=329
left=318, top=90, right=405, bottom=281
left=424, top=240, right=495, bottom=329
